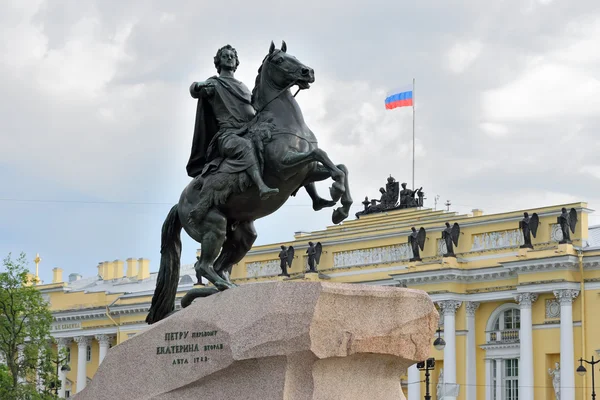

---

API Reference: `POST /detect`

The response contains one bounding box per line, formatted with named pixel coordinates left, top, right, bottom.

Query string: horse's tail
left=146, top=204, right=182, bottom=324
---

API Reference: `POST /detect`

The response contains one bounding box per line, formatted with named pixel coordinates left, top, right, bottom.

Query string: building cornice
left=515, top=281, right=580, bottom=294
left=500, top=255, right=580, bottom=274
left=53, top=308, right=108, bottom=322
left=390, top=265, right=516, bottom=286
left=426, top=279, right=582, bottom=303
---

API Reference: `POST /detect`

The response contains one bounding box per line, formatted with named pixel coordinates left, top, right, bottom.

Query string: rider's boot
left=248, top=165, right=279, bottom=200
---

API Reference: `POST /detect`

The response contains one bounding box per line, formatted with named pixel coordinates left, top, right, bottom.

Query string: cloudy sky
left=2, top=0, right=600, bottom=282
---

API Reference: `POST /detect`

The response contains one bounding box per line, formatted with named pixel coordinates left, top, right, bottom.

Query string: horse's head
left=258, top=41, right=315, bottom=93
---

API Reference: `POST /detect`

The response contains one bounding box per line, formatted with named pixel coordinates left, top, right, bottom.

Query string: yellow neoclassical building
left=37, top=199, right=600, bottom=400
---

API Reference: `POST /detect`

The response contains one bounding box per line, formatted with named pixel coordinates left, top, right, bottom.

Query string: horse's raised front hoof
left=332, top=207, right=349, bottom=224
left=313, top=197, right=337, bottom=211
left=329, top=182, right=345, bottom=202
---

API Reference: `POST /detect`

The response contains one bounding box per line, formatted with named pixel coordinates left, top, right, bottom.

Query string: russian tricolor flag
left=384, top=84, right=413, bottom=110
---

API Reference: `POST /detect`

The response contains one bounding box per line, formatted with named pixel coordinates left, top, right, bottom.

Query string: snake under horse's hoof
left=180, top=287, right=220, bottom=308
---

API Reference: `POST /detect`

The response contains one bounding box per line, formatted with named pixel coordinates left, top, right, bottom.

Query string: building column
left=437, top=300, right=462, bottom=400
left=554, top=289, right=579, bottom=400
left=95, top=334, right=111, bottom=365
left=485, top=359, right=493, bottom=400
left=407, top=363, right=421, bottom=400
left=73, top=336, right=90, bottom=393
left=465, top=301, right=480, bottom=400
left=56, top=338, right=71, bottom=399
left=495, top=359, right=503, bottom=400
left=515, top=292, right=537, bottom=400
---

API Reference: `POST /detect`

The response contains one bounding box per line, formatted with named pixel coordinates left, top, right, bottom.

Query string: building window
left=504, top=359, right=519, bottom=399
left=65, top=390, right=71, bottom=398
left=489, top=308, right=520, bottom=343
left=492, top=361, right=497, bottom=400
left=86, top=345, right=91, bottom=362
left=66, top=347, right=71, bottom=364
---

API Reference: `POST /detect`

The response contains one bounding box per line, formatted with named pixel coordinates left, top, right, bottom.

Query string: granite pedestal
left=74, top=281, right=438, bottom=400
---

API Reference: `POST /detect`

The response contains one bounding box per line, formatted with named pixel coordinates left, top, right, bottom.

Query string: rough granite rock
left=74, top=281, right=438, bottom=400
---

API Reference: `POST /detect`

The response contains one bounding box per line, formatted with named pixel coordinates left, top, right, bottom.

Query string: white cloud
left=445, top=40, right=482, bottom=74
left=480, top=122, right=509, bottom=137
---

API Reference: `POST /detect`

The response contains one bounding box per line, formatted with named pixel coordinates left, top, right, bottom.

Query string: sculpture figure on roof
left=441, top=222, right=460, bottom=257
left=557, top=207, right=577, bottom=244
left=306, top=242, right=322, bottom=272
left=408, top=227, right=426, bottom=262
left=399, top=182, right=423, bottom=208
left=278, top=245, right=294, bottom=277
left=519, top=212, right=539, bottom=249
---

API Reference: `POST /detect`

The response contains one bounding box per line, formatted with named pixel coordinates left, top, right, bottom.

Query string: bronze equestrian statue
left=147, top=41, right=353, bottom=324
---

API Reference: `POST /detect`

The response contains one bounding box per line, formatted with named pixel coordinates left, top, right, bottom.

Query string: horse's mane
left=251, top=50, right=279, bottom=107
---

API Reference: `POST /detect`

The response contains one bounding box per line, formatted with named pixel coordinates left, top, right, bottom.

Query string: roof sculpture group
left=146, top=42, right=353, bottom=324
left=408, top=207, right=578, bottom=262
left=356, top=175, right=424, bottom=218
left=278, top=242, right=322, bottom=277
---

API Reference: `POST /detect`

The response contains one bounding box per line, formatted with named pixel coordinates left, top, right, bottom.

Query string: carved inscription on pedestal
left=156, top=330, right=224, bottom=366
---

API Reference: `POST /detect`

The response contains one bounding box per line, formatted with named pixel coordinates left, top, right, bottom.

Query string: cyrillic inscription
left=157, top=330, right=224, bottom=366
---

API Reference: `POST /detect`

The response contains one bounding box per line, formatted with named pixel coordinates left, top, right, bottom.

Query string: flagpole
left=412, top=77, right=415, bottom=190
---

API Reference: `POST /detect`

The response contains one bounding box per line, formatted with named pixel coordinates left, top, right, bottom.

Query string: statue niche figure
left=441, top=222, right=460, bottom=257
left=408, top=227, right=426, bottom=262
left=519, top=212, right=539, bottom=249
left=557, top=207, right=578, bottom=244
left=146, top=41, right=353, bottom=324
left=548, top=362, right=560, bottom=400
left=278, top=245, right=294, bottom=277
left=306, top=241, right=322, bottom=273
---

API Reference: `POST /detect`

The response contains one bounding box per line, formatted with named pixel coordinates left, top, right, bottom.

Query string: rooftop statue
left=399, top=182, right=423, bottom=208
left=408, top=227, right=426, bottom=262
left=441, top=222, right=460, bottom=257
left=356, top=176, right=425, bottom=218
left=146, top=41, right=353, bottom=324
left=278, top=245, right=294, bottom=277
left=306, top=241, right=322, bottom=273
left=557, top=207, right=577, bottom=244
left=519, top=212, right=539, bottom=249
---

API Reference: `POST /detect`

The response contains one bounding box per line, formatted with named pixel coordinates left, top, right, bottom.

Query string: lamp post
left=417, top=328, right=446, bottom=400
left=50, top=353, right=71, bottom=396
left=577, top=356, right=600, bottom=400
left=417, top=358, right=436, bottom=400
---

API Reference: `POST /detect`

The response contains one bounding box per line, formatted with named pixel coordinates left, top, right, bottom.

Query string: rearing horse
left=146, top=41, right=353, bottom=324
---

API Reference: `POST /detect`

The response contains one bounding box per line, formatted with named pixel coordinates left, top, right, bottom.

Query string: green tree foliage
left=0, top=252, right=60, bottom=399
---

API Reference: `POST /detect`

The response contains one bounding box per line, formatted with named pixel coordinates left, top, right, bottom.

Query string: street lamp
left=433, top=327, right=446, bottom=351
left=417, top=328, right=446, bottom=400
left=417, top=358, right=436, bottom=400
left=577, top=356, right=600, bottom=400
left=50, top=353, right=71, bottom=395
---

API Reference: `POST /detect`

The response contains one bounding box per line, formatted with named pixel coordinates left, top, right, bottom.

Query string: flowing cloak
left=186, top=76, right=255, bottom=178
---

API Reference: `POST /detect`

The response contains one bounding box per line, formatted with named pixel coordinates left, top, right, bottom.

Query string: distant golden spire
left=34, top=253, right=41, bottom=284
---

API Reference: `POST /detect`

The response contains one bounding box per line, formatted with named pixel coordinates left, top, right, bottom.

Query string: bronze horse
left=146, top=41, right=352, bottom=324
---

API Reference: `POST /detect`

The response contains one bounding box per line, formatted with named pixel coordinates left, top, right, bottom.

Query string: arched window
left=487, top=305, right=520, bottom=344
left=484, top=304, right=521, bottom=400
